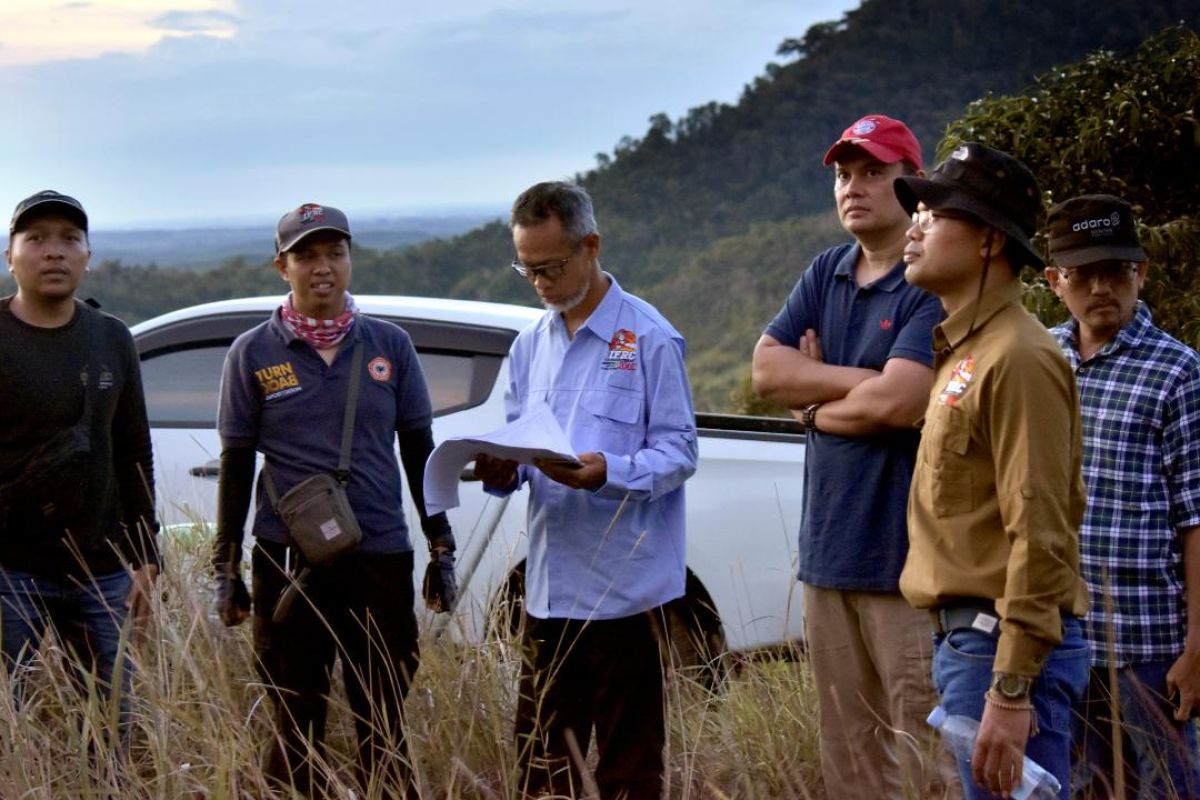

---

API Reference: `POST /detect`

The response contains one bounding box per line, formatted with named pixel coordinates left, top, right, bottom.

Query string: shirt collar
left=539, top=272, right=623, bottom=341
left=832, top=243, right=909, bottom=292
left=933, top=281, right=1023, bottom=356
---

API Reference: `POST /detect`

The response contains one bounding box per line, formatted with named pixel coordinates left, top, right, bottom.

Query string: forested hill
left=16, top=0, right=1200, bottom=410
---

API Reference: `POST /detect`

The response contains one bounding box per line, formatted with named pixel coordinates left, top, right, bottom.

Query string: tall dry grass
left=0, top=529, right=827, bottom=799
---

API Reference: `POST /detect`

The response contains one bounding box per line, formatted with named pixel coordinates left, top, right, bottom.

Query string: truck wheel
left=660, top=576, right=729, bottom=692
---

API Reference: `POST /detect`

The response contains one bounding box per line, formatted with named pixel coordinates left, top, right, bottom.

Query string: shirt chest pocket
left=925, top=406, right=973, bottom=518
left=579, top=389, right=644, bottom=454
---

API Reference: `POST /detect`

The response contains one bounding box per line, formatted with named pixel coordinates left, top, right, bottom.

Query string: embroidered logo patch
left=298, top=203, right=325, bottom=224
left=937, top=355, right=975, bottom=406
left=851, top=118, right=878, bottom=135
left=879, top=318, right=893, bottom=331
left=601, top=329, right=638, bottom=371
left=255, top=361, right=303, bottom=401
left=368, top=356, right=393, bottom=382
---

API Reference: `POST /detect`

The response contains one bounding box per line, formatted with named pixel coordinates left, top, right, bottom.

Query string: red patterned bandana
left=280, top=292, right=358, bottom=350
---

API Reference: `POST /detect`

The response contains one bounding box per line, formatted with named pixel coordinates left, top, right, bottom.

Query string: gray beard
left=542, top=275, right=591, bottom=314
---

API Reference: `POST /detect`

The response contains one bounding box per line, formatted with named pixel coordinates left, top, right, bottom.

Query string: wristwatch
left=990, top=672, right=1034, bottom=701
left=802, top=403, right=822, bottom=433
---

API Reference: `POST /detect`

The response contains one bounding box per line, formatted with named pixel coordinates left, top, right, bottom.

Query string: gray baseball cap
left=10, top=190, right=89, bottom=235
left=275, top=203, right=351, bottom=253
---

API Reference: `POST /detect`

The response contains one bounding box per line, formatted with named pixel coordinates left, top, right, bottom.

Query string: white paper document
left=422, top=402, right=579, bottom=515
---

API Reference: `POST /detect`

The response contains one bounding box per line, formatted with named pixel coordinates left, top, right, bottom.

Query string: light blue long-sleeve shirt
left=493, top=274, right=698, bottom=620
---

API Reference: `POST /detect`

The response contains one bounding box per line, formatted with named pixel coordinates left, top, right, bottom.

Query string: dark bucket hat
left=894, top=142, right=1044, bottom=268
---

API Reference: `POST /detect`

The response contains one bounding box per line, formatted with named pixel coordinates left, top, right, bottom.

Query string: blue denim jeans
left=933, top=615, right=1090, bottom=800
left=1073, top=660, right=1200, bottom=799
left=0, top=568, right=133, bottom=726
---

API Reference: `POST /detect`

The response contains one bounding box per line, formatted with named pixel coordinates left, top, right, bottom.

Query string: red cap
left=822, top=115, right=923, bottom=169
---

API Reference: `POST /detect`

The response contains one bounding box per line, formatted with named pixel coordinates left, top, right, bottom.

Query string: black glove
left=214, top=571, right=251, bottom=627
left=422, top=550, right=458, bottom=613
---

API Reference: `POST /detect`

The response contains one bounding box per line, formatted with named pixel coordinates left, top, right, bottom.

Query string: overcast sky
left=0, top=0, right=855, bottom=228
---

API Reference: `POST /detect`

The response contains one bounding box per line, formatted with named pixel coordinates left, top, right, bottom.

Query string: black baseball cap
left=894, top=142, right=1044, bottom=268
left=10, top=190, right=89, bottom=235
left=1045, top=194, right=1146, bottom=268
left=275, top=203, right=351, bottom=254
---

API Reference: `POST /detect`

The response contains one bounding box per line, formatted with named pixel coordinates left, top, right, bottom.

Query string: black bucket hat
left=894, top=142, right=1044, bottom=268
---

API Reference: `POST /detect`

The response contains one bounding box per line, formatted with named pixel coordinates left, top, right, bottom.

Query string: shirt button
left=1077, top=367, right=1086, bottom=375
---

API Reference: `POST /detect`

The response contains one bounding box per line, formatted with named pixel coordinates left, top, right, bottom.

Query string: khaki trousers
left=804, top=584, right=961, bottom=799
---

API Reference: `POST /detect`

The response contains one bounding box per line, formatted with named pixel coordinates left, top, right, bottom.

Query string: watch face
left=994, top=673, right=1032, bottom=699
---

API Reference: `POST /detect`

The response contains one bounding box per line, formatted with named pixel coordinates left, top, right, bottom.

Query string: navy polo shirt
left=765, top=243, right=942, bottom=591
left=218, top=310, right=432, bottom=552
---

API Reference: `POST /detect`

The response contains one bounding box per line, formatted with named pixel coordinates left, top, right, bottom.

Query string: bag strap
left=262, top=336, right=366, bottom=509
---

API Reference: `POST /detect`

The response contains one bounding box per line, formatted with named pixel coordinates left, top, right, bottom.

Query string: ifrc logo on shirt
left=601, top=328, right=638, bottom=371
left=368, top=356, right=393, bottom=382
left=938, top=355, right=975, bottom=406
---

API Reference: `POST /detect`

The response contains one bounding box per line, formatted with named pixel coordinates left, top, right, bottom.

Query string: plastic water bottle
left=927, top=706, right=1061, bottom=800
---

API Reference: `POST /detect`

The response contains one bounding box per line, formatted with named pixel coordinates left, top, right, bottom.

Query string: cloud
left=149, top=9, right=239, bottom=33
left=0, top=0, right=853, bottom=224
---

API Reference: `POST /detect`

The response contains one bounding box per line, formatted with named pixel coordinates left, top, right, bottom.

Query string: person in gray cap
left=213, top=203, right=457, bottom=796
left=1043, top=195, right=1200, bottom=798
left=895, top=144, right=1091, bottom=798
left=0, top=190, right=160, bottom=741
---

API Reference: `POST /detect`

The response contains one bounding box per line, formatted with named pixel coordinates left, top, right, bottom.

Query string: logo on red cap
left=851, top=119, right=878, bottom=135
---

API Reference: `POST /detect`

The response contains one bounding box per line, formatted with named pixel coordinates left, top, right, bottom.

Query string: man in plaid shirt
left=1045, top=194, right=1200, bottom=798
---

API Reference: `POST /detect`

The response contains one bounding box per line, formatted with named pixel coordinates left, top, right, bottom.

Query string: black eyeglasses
left=511, top=242, right=582, bottom=280
left=1056, top=261, right=1139, bottom=286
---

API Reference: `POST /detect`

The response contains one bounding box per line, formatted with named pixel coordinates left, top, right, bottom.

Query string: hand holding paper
left=423, top=403, right=580, bottom=515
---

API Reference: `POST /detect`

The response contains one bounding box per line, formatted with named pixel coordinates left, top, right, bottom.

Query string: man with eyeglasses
left=473, top=181, right=697, bottom=800
left=751, top=115, right=955, bottom=799
left=1043, top=195, right=1200, bottom=798
left=895, top=143, right=1091, bottom=799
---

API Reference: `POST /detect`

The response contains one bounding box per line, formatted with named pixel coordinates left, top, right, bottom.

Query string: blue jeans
left=1073, top=661, right=1200, bottom=799
left=0, top=568, right=133, bottom=727
left=933, top=615, right=1090, bottom=800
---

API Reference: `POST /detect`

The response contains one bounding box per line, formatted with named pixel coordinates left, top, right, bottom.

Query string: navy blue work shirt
left=764, top=243, right=942, bottom=591
left=218, top=309, right=432, bottom=552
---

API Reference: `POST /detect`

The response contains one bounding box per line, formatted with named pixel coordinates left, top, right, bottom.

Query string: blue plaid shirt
left=1052, top=302, right=1200, bottom=666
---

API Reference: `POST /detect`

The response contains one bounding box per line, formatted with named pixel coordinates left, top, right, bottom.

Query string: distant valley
left=0, top=213, right=499, bottom=270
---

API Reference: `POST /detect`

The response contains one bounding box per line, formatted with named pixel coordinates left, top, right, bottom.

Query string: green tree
left=940, top=26, right=1200, bottom=347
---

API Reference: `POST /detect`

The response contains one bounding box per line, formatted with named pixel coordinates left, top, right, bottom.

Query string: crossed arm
left=751, top=331, right=932, bottom=435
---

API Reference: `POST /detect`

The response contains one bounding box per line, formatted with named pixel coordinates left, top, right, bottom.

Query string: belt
left=930, top=600, right=1000, bottom=638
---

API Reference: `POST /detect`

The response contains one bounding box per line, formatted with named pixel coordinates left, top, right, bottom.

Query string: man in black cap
left=895, top=145, right=1091, bottom=798
left=0, top=190, right=159, bottom=738
left=213, top=203, right=456, bottom=796
left=1044, top=195, right=1200, bottom=797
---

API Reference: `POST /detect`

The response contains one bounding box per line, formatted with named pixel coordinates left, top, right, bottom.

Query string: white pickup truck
left=131, top=295, right=806, bottom=667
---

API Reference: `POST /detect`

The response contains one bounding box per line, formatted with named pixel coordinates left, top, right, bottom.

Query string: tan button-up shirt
left=901, top=282, right=1089, bottom=677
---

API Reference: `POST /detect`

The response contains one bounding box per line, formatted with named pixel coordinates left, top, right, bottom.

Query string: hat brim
left=1049, top=244, right=1147, bottom=268
left=12, top=200, right=88, bottom=235
left=823, top=139, right=906, bottom=167
left=277, top=225, right=352, bottom=254
left=894, top=175, right=1044, bottom=268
